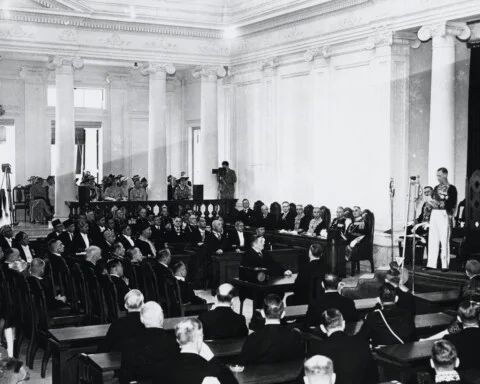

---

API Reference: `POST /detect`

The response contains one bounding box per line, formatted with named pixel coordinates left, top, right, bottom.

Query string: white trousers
left=427, top=209, right=451, bottom=269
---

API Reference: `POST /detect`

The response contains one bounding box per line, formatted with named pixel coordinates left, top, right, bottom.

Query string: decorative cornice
left=418, top=21, right=471, bottom=42
left=192, top=66, right=227, bottom=81
left=364, top=26, right=394, bottom=50
left=304, top=46, right=330, bottom=62
left=46, top=55, right=84, bottom=71
left=106, top=73, right=131, bottom=88
left=140, top=63, right=176, bottom=76
left=19, top=66, right=48, bottom=83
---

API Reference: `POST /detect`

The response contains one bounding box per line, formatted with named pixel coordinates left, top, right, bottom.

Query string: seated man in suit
left=330, top=206, right=346, bottom=231
left=207, top=219, right=231, bottom=255
left=294, top=204, right=309, bottom=233
left=173, top=261, right=206, bottom=305
left=58, top=219, right=75, bottom=256
left=160, top=318, right=238, bottom=384
left=150, top=248, right=175, bottom=284
left=288, top=244, right=326, bottom=306
left=13, top=231, right=35, bottom=263
left=100, top=229, right=116, bottom=258
left=121, top=301, right=179, bottom=384
left=306, top=274, right=358, bottom=327
left=428, top=340, right=462, bottom=384
left=90, top=214, right=107, bottom=246
left=237, top=199, right=256, bottom=227
left=240, top=235, right=291, bottom=278
left=165, top=216, right=187, bottom=244
left=198, top=283, right=248, bottom=340
left=358, top=283, right=416, bottom=347
left=29, top=258, right=67, bottom=311
left=108, top=259, right=130, bottom=310
left=45, top=219, right=64, bottom=243
left=81, top=245, right=105, bottom=282
left=459, top=259, right=480, bottom=301
left=135, top=222, right=157, bottom=258
left=278, top=201, right=295, bottom=230
left=255, top=226, right=272, bottom=250
left=72, top=222, right=92, bottom=254
left=0, top=225, right=14, bottom=252
left=299, top=355, right=336, bottom=384
left=46, top=239, right=67, bottom=289
left=257, top=205, right=276, bottom=230
left=228, top=221, right=249, bottom=253
left=187, top=216, right=209, bottom=246
left=306, top=207, right=327, bottom=237
left=98, top=289, right=145, bottom=352
left=151, top=215, right=165, bottom=250
left=303, top=309, right=377, bottom=384
left=238, top=294, right=303, bottom=365
left=109, top=241, right=126, bottom=263
left=343, top=206, right=369, bottom=261
left=117, top=223, right=136, bottom=251
left=443, top=300, right=480, bottom=370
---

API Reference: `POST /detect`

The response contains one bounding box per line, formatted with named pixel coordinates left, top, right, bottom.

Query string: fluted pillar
left=192, top=66, right=226, bottom=199
left=141, top=63, right=176, bottom=200
left=418, top=22, right=470, bottom=185
left=47, top=56, right=83, bottom=219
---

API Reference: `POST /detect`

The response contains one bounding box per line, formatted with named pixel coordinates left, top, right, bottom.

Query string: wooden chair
left=166, top=279, right=210, bottom=317
left=351, top=210, right=375, bottom=276
left=142, top=262, right=161, bottom=303
left=12, top=185, right=29, bottom=223
left=70, top=263, right=90, bottom=316
left=27, top=276, right=87, bottom=377
left=83, top=268, right=106, bottom=324
left=98, top=274, right=121, bottom=323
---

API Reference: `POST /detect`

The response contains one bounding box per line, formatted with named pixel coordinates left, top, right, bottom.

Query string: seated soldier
left=443, top=300, right=480, bottom=370
left=98, top=289, right=145, bottom=353
left=28, top=258, right=67, bottom=311
left=357, top=283, right=416, bottom=347
left=228, top=221, right=249, bottom=252
left=160, top=318, right=238, bottom=384
left=330, top=206, right=346, bottom=232
left=237, top=199, right=256, bottom=227
left=256, top=205, right=276, bottom=230
left=237, top=294, right=303, bottom=365
left=198, top=283, right=248, bottom=340
left=207, top=219, right=230, bottom=255
left=165, top=216, right=186, bottom=244
left=121, top=302, right=179, bottom=384
left=302, top=309, right=378, bottom=384
left=173, top=261, right=206, bottom=305
left=428, top=340, right=462, bottom=384
left=288, top=244, right=326, bottom=306
left=300, top=355, right=336, bottom=384
left=306, top=274, right=358, bottom=326
left=240, top=235, right=291, bottom=278
left=135, top=222, right=157, bottom=258
left=108, top=259, right=130, bottom=310
left=306, top=207, right=327, bottom=237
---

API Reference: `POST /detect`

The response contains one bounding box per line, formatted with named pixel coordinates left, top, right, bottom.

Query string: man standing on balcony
left=217, top=161, right=236, bottom=200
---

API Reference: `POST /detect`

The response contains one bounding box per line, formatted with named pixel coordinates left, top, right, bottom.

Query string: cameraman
left=217, top=161, right=237, bottom=199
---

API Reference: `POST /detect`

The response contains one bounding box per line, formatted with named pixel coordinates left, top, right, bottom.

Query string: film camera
left=212, top=167, right=227, bottom=178
left=1, top=164, right=12, bottom=173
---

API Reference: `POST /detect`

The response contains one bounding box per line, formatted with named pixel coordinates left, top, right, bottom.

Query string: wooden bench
left=414, top=290, right=460, bottom=314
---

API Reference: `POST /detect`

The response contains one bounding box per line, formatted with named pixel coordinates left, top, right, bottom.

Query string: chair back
left=98, top=274, right=120, bottom=323
left=142, top=262, right=160, bottom=303
left=28, top=276, right=51, bottom=330
left=270, top=202, right=281, bottom=226
left=70, top=263, right=89, bottom=314
left=364, top=209, right=375, bottom=244
left=83, top=267, right=106, bottom=323
left=322, top=208, right=331, bottom=230
left=11, top=271, right=35, bottom=335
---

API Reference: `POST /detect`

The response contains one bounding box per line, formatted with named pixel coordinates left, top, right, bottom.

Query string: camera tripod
left=0, top=164, right=18, bottom=226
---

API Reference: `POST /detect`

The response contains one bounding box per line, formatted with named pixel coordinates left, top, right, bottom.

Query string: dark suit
left=237, top=208, right=256, bottom=227
left=176, top=278, right=205, bottom=305
left=308, top=220, right=327, bottom=236
left=89, top=223, right=105, bottom=246
left=238, top=324, right=303, bottom=365
left=72, top=232, right=92, bottom=253
left=110, top=275, right=130, bottom=309
left=206, top=232, right=231, bottom=254
left=256, top=213, right=276, bottom=230
left=298, top=216, right=311, bottom=232
left=27, top=276, right=66, bottom=311
left=135, top=238, right=156, bottom=258
left=198, top=306, right=248, bottom=340
left=186, top=227, right=205, bottom=245
left=165, top=228, right=186, bottom=244
left=357, top=305, right=416, bottom=346
left=116, top=235, right=135, bottom=252
left=228, top=230, right=250, bottom=250
left=303, top=331, right=378, bottom=384
left=289, top=258, right=326, bottom=305
left=0, top=235, right=13, bottom=252
left=14, top=244, right=35, bottom=263
left=306, top=291, right=358, bottom=326
left=150, top=225, right=166, bottom=250
left=444, top=327, right=480, bottom=370
left=459, top=275, right=480, bottom=301
left=98, top=311, right=145, bottom=352
left=240, top=248, right=285, bottom=277
left=278, top=212, right=295, bottom=231
left=45, top=231, right=61, bottom=243
left=58, top=231, right=75, bottom=255
left=46, top=252, right=67, bottom=292
left=159, top=353, right=238, bottom=384
left=120, top=327, right=179, bottom=384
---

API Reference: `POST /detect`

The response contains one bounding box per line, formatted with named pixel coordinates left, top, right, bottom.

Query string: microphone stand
left=411, top=176, right=422, bottom=294
left=389, top=179, right=395, bottom=262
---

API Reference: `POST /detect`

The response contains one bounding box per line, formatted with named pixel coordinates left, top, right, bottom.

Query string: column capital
left=256, top=57, right=279, bottom=77
left=418, top=21, right=471, bottom=42
left=192, top=66, right=227, bottom=81
left=19, top=66, right=48, bottom=84
left=304, top=46, right=330, bottom=62
left=47, top=55, right=84, bottom=72
left=106, top=72, right=131, bottom=88
left=364, top=27, right=394, bottom=50
left=140, top=62, right=176, bottom=77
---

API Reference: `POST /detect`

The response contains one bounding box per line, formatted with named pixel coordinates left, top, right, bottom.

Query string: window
left=47, top=86, right=105, bottom=109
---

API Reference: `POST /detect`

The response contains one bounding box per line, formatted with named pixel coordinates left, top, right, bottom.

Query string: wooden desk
left=85, top=338, right=246, bottom=384
left=233, top=274, right=297, bottom=310
left=263, top=231, right=347, bottom=277
left=234, top=358, right=303, bottom=384
left=49, top=316, right=196, bottom=384
left=414, top=290, right=460, bottom=314
left=212, top=248, right=306, bottom=288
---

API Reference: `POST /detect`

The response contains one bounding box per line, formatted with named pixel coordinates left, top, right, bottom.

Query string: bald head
left=304, top=355, right=336, bottom=384
left=124, top=289, right=144, bottom=312
left=140, top=301, right=164, bottom=328
left=30, top=258, right=45, bottom=277
left=85, top=246, right=102, bottom=264
left=216, top=283, right=235, bottom=304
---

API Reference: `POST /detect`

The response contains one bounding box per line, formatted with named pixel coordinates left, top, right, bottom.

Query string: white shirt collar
left=175, top=276, right=185, bottom=281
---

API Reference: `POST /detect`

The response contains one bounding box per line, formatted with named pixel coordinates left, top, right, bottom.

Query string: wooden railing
left=65, top=199, right=238, bottom=222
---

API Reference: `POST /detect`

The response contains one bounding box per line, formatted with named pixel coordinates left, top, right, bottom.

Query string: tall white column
left=141, top=63, right=176, bottom=200
left=47, top=56, right=83, bottom=219
left=84, top=128, right=98, bottom=179
left=418, top=22, right=470, bottom=185
left=192, top=66, right=226, bottom=199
